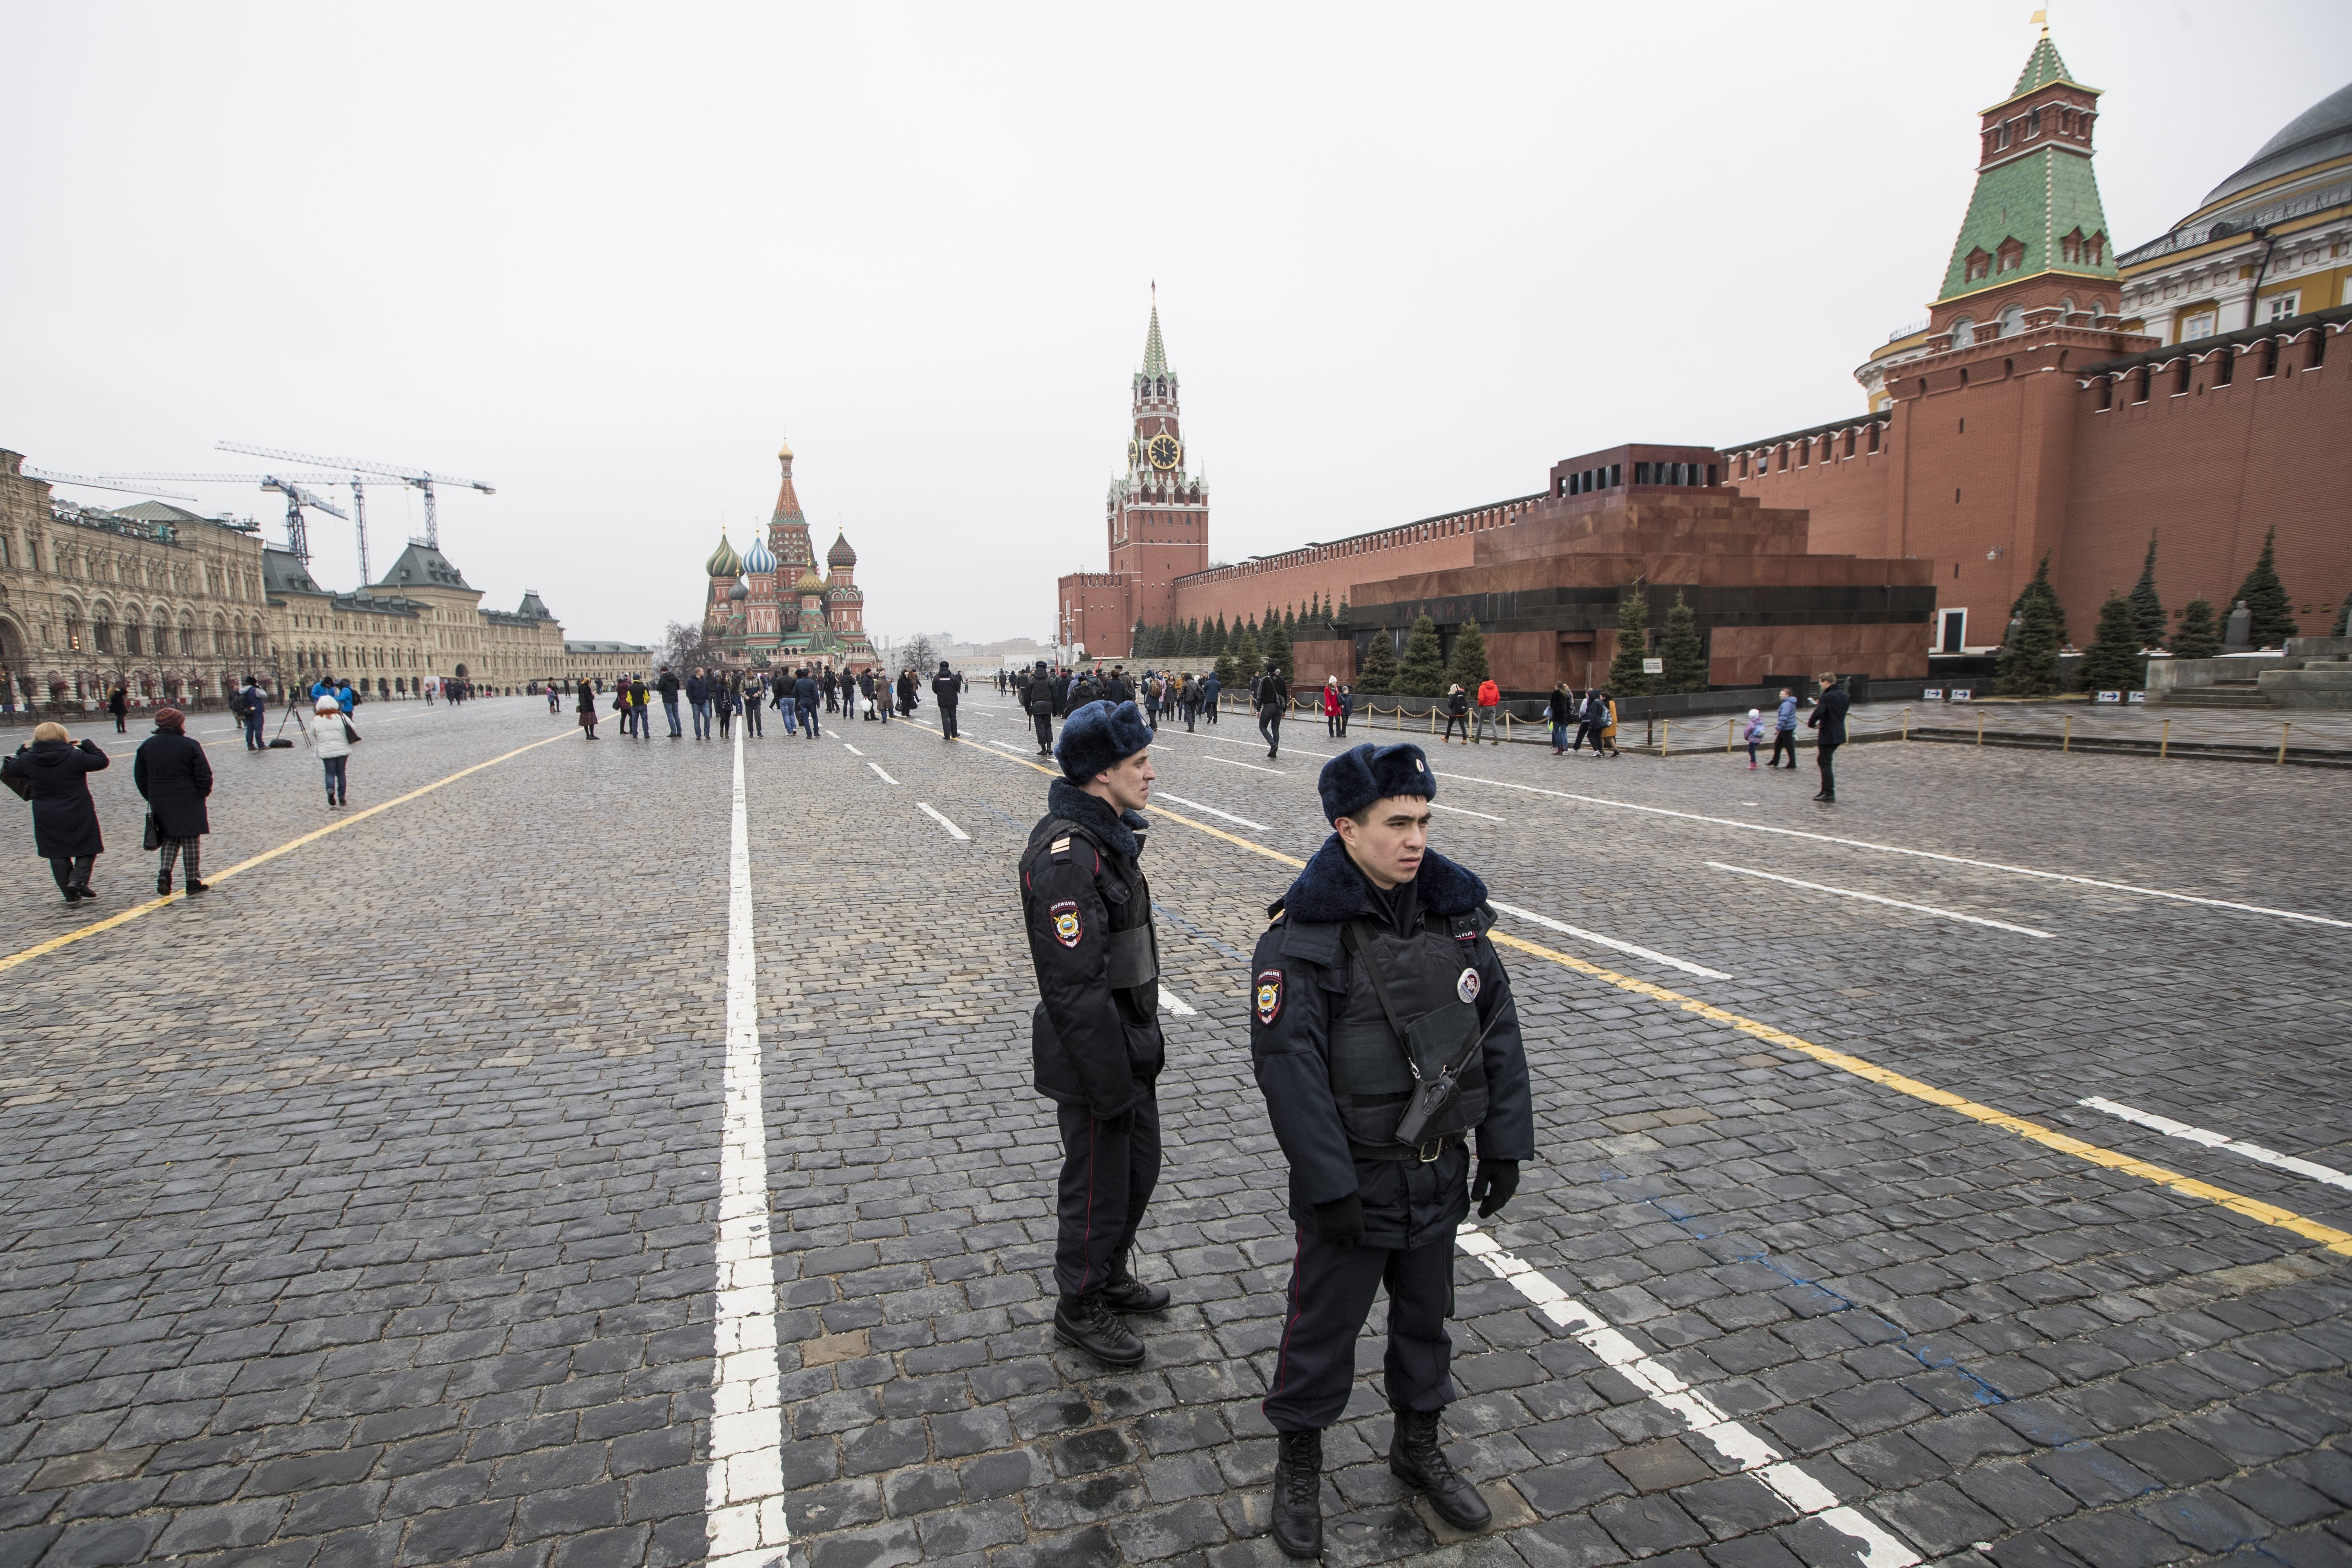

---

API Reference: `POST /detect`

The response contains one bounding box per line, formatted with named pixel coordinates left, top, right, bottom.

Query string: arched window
left=1998, top=305, right=2026, bottom=338
left=1952, top=317, right=1976, bottom=347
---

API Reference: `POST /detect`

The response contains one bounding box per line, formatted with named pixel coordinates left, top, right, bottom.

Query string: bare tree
left=903, top=633, right=937, bottom=675
left=658, top=619, right=728, bottom=674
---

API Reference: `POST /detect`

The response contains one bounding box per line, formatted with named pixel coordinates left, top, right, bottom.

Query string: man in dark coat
left=931, top=660, right=961, bottom=740
left=133, top=707, right=214, bottom=895
left=4, top=724, right=110, bottom=901
left=1199, top=670, right=1221, bottom=726
left=108, top=685, right=130, bottom=733
left=685, top=670, right=712, bottom=740
left=1807, top=672, right=1850, bottom=802
left=1256, top=666, right=1289, bottom=758
left=1019, top=700, right=1169, bottom=1367
left=239, top=678, right=268, bottom=750
left=1023, top=661, right=1055, bottom=755
left=657, top=666, right=683, bottom=738
left=1246, top=741, right=1534, bottom=1556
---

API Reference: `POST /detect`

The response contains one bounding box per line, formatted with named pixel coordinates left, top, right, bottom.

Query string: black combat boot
left=1102, top=1251, right=1170, bottom=1313
left=1270, top=1427, right=1323, bottom=1558
left=1389, top=1407, right=1490, bottom=1530
left=1053, top=1293, right=1144, bottom=1367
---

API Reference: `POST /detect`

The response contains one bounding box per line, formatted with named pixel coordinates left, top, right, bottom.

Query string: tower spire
left=1142, top=283, right=1167, bottom=378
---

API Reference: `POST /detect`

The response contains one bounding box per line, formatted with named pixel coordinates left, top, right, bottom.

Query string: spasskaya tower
left=1056, top=288, right=1210, bottom=659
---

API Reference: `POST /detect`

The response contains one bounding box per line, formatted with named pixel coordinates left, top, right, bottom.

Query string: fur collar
left=1277, top=833, right=1487, bottom=923
left=1049, top=777, right=1146, bottom=861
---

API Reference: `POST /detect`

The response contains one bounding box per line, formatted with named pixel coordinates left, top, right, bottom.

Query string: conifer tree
left=1355, top=627, right=1397, bottom=694
left=1212, top=613, right=1228, bottom=652
left=1659, top=590, right=1707, bottom=693
left=2169, top=598, right=2222, bottom=660
left=1443, top=617, right=1490, bottom=691
left=1336, top=597, right=1349, bottom=622
left=1308, top=592, right=1323, bottom=623
left=1283, top=603, right=1298, bottom=635
left=2234, top=526, right=2296, bottom=646
left=1396, top=614, right=1446, bottom=696
left=2074, top=591, right=2148, bottom=691
left=2008, top=554, right=2069, bottom=648
left=1262, top=616, right=1293, bottom=678
left=1184, top=616, right=1203, bottom=656
left=1230, top=622, right=1259, bottom=678
left=1995, top=590, right=2062, bottom=696
left=1131, top=620, right=1149, bottom=658
left=2127, top=534, right=2166, bottom=649
left=1213, top=649, right=1237, bottom=688
left=2334, top=598, right=2350, bottom=638
left=1607, top=588, right=1652, bottom=696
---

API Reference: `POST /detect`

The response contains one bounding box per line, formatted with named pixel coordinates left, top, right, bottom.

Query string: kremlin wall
left=1057, top=34, right=2352, bottom=692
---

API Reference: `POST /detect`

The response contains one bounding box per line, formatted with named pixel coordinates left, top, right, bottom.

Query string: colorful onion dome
left=706, top=532, right=743, bottom=578
left=743, top=535, right=777, bottom=575
left=728, top=580, right=749, bottom=602
left=796, top=568, right=824, bottom=593
left=827, top=531, right=858, bottom=568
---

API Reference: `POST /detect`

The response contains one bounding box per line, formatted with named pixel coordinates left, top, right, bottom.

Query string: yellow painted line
left=0, top=729, right=576, bottom=976
left=912, top=715, right=2352, bottom=1259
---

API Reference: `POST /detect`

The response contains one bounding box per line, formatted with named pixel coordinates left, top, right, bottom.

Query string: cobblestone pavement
left=2, top=694, right=2348, bottom=1568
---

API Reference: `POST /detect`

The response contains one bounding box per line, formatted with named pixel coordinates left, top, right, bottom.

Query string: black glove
left=1471, top=1159, right=1519, bottom=1219
left=1310, top=1193, right=1364, bottom=1247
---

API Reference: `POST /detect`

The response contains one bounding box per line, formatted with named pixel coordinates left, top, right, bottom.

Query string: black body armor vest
left=1324, top=912, right=1489, bottom=1147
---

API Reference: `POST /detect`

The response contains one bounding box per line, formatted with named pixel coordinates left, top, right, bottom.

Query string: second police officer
left=1017, top=699, right=1171, bottom=1367
left=1248, top=741, right=1534, bottom=1557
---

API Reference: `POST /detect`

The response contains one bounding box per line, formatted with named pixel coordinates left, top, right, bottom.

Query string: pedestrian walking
left=1440, top=684, right=1469, bottom=745
left=1808, top=673, right=1848, bottom=802
left=689, top=669, right=714, bottom=739
left=134, top=706, right=212, bottom=895
left=1257, top=666, right=1288, bottom=759
left=1546, top=682, right=1573, bottom=754
left=1768, top=688, right=1799, bottom=769
left=1743, top=708, right=1765, bottom=769
left=549, top=683, right=563, bottom=717
left=658, top=667, right=683, bottom=738
left=239, top=677, right=268, bottom=750
left=823, top=666, right=840, bottom=714
left=1567, top=688, right=1593, bottom=753
left=1247, top=742, right=1532, bottom=1555
left=1322, top=678, right=1343, bottom=739
left=1337, top=684, right=1354, bottom=738
left=5, top=722, right=109, bottom=901
left=1597, top=690, right=1620, bottom=757
left=933, top=660, right=961, bottom=740
left=716, top=677, right=736, bottom=740
left=1024, top=661, right=1055, bottom=755
left=1019, top=699, right=1169, bottom=1368
left=311, top=695, right=356, bottom=806
left=108, top=685, right=130, bottom=733
left=1200, top=670, right=1221, bottom=726
left=577, top=678, right=600, bottom=740
left=1472, top=677, right=1500, bottom=744
left=795, top=669, right=821, bottom=738
left=740, top=675, right=763, bottom=738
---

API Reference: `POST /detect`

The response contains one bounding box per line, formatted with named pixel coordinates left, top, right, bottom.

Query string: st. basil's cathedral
left=702, top=439, right=876, bottom=670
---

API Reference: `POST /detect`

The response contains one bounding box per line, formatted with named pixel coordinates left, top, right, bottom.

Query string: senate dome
left=2193, top=80, right=2352, bottom=217
left=705, top=533, right=743, bottom=579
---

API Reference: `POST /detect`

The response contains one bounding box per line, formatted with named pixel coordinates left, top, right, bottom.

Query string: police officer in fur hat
left=1247, top=741, right=1533, bottom=1557
left=1018, top=699, right=1173, bottom=1366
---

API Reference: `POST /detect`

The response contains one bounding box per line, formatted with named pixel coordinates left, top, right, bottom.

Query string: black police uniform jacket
left=1249, top=835, right=1534, bottom=1250
left=1021, top=779, right=1163, bottom=1118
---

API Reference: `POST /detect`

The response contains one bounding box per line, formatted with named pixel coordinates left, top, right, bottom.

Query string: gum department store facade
left=0, top=450, right=645, bottom=714
left=1058, top=34, right=2350, bottom=691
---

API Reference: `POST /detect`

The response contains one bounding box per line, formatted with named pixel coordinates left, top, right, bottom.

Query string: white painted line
left=1708, top=862, right=2054, bottom=939
left=1456, top=1224, right=1919, bottom=1568
left=842, top=743, right=864, bottom=755
left=1488, top=900, right=1733, bottom=981
left=1152, top=792, right=1268, bottom=831
left=1437, top=770, right=2352, bottom=931
left=868, top=762, right=899, bottom=786
left=1430, top=802, right=1505, bottom=822
left=706, top=736, right=789, bottom=1568
left=916, top=802, right=970, bottom=841
left=1204, top=755, right=1282, bottom=774
left=2080, top=1096, right=2352, bottom=1192
left=1158, top=988, right=1198, bottom=1016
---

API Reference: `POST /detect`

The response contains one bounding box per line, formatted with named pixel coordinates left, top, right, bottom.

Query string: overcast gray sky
left=6, top=2, right=2346, bottom=648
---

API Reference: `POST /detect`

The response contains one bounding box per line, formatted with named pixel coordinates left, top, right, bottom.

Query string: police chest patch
left=1050, top=901, right=1082, bottom=948
left=1456, top=968, right=1480, bottom=1004
left=1255, top=969, right=1283, bottom=1026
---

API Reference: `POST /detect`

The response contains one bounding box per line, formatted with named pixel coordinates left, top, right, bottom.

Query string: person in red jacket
left=1321, top=678, right=1343, bottom=739
left=1472, top=678, right=1501, bottom=745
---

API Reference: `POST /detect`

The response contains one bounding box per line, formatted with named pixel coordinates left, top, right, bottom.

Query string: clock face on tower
left=1147, top=434, right=1181, bottom=471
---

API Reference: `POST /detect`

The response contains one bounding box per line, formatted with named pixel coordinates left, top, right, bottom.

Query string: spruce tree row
left=1124, top=592, right=1350, bottom=663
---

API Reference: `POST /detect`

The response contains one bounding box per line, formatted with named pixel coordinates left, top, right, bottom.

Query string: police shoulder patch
left=1255, top=968, right=1284, bottom=1026
left=1050, top=900, right=1083, bottom=948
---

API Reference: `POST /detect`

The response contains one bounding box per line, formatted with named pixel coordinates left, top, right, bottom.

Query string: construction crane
left=24, top=470, right=202, bottom=504
left=217, top=441, right=493, bottom=550
left=105, top=471, right=388, bottom=579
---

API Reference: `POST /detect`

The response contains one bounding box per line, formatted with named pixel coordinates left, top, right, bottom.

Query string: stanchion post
left=1977, top=710, right=1985, bottom=746
left=2279, top=722, right=2291, bottom=765
left=1902, top=705, right=1910, bottom=742
left=1727, top=716, right=1735, bottom=753
left=2063, top=714, right=2072, bottom=753
left=2160, top=718, right=2169, bottom=760
left=1662, top=719, right=1671, bottom=756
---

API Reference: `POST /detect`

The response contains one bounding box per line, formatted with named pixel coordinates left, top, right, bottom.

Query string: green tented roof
left=1141, top=300, right=1167, bottom=377
left=2011, top=36, right=2069, bottom=98
left=1936, top=145, right=2119, bottom=304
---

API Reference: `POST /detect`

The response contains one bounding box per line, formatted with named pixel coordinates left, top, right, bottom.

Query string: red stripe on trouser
left=1269, top=1227, right=1307, bottom=1397
left=1076, top=1117, right=1099, bottom=1295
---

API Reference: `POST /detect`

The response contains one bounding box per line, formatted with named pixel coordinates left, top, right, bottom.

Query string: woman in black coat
left=133, top=707, right=214, bottom=895
left=576, top=678, right=598, bottom=739
left=3, top=722, right=110, bottom=901
left=107, top=686, right=130, bottom=733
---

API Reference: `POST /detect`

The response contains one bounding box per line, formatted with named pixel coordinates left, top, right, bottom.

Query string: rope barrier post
left=1902, top=705, right=1910, bottom=742
left=2063, top=714, right=2071, bottom=753
left=2160, top=718, right=2169, bottom=760
left=1662, top=718, right=1671, bottom=756
left=1977, top=710, right=1985, bottom=746
left=2279, top=722, right=2291, bottom=765
left=1727, top=716, right=1735, bottom=754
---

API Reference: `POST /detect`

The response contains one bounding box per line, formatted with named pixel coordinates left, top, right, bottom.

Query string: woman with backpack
left=1743, top=708, right=1766, bottom=769
left=312, top=695, right=358, bottom=805
left=1440, top=684, right=1470, bottom=745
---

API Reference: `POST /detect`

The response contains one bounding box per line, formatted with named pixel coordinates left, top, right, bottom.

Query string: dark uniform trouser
left=1264, top=1226, right=1457, bottom=1432
left=1054, top=1092, right=1160, bottom=1297
left=1033, top=711, right=1054, bottom=751
left=1817, top=739, right=1840, bottom=797
left=940, top=704, right=958, bottom=739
